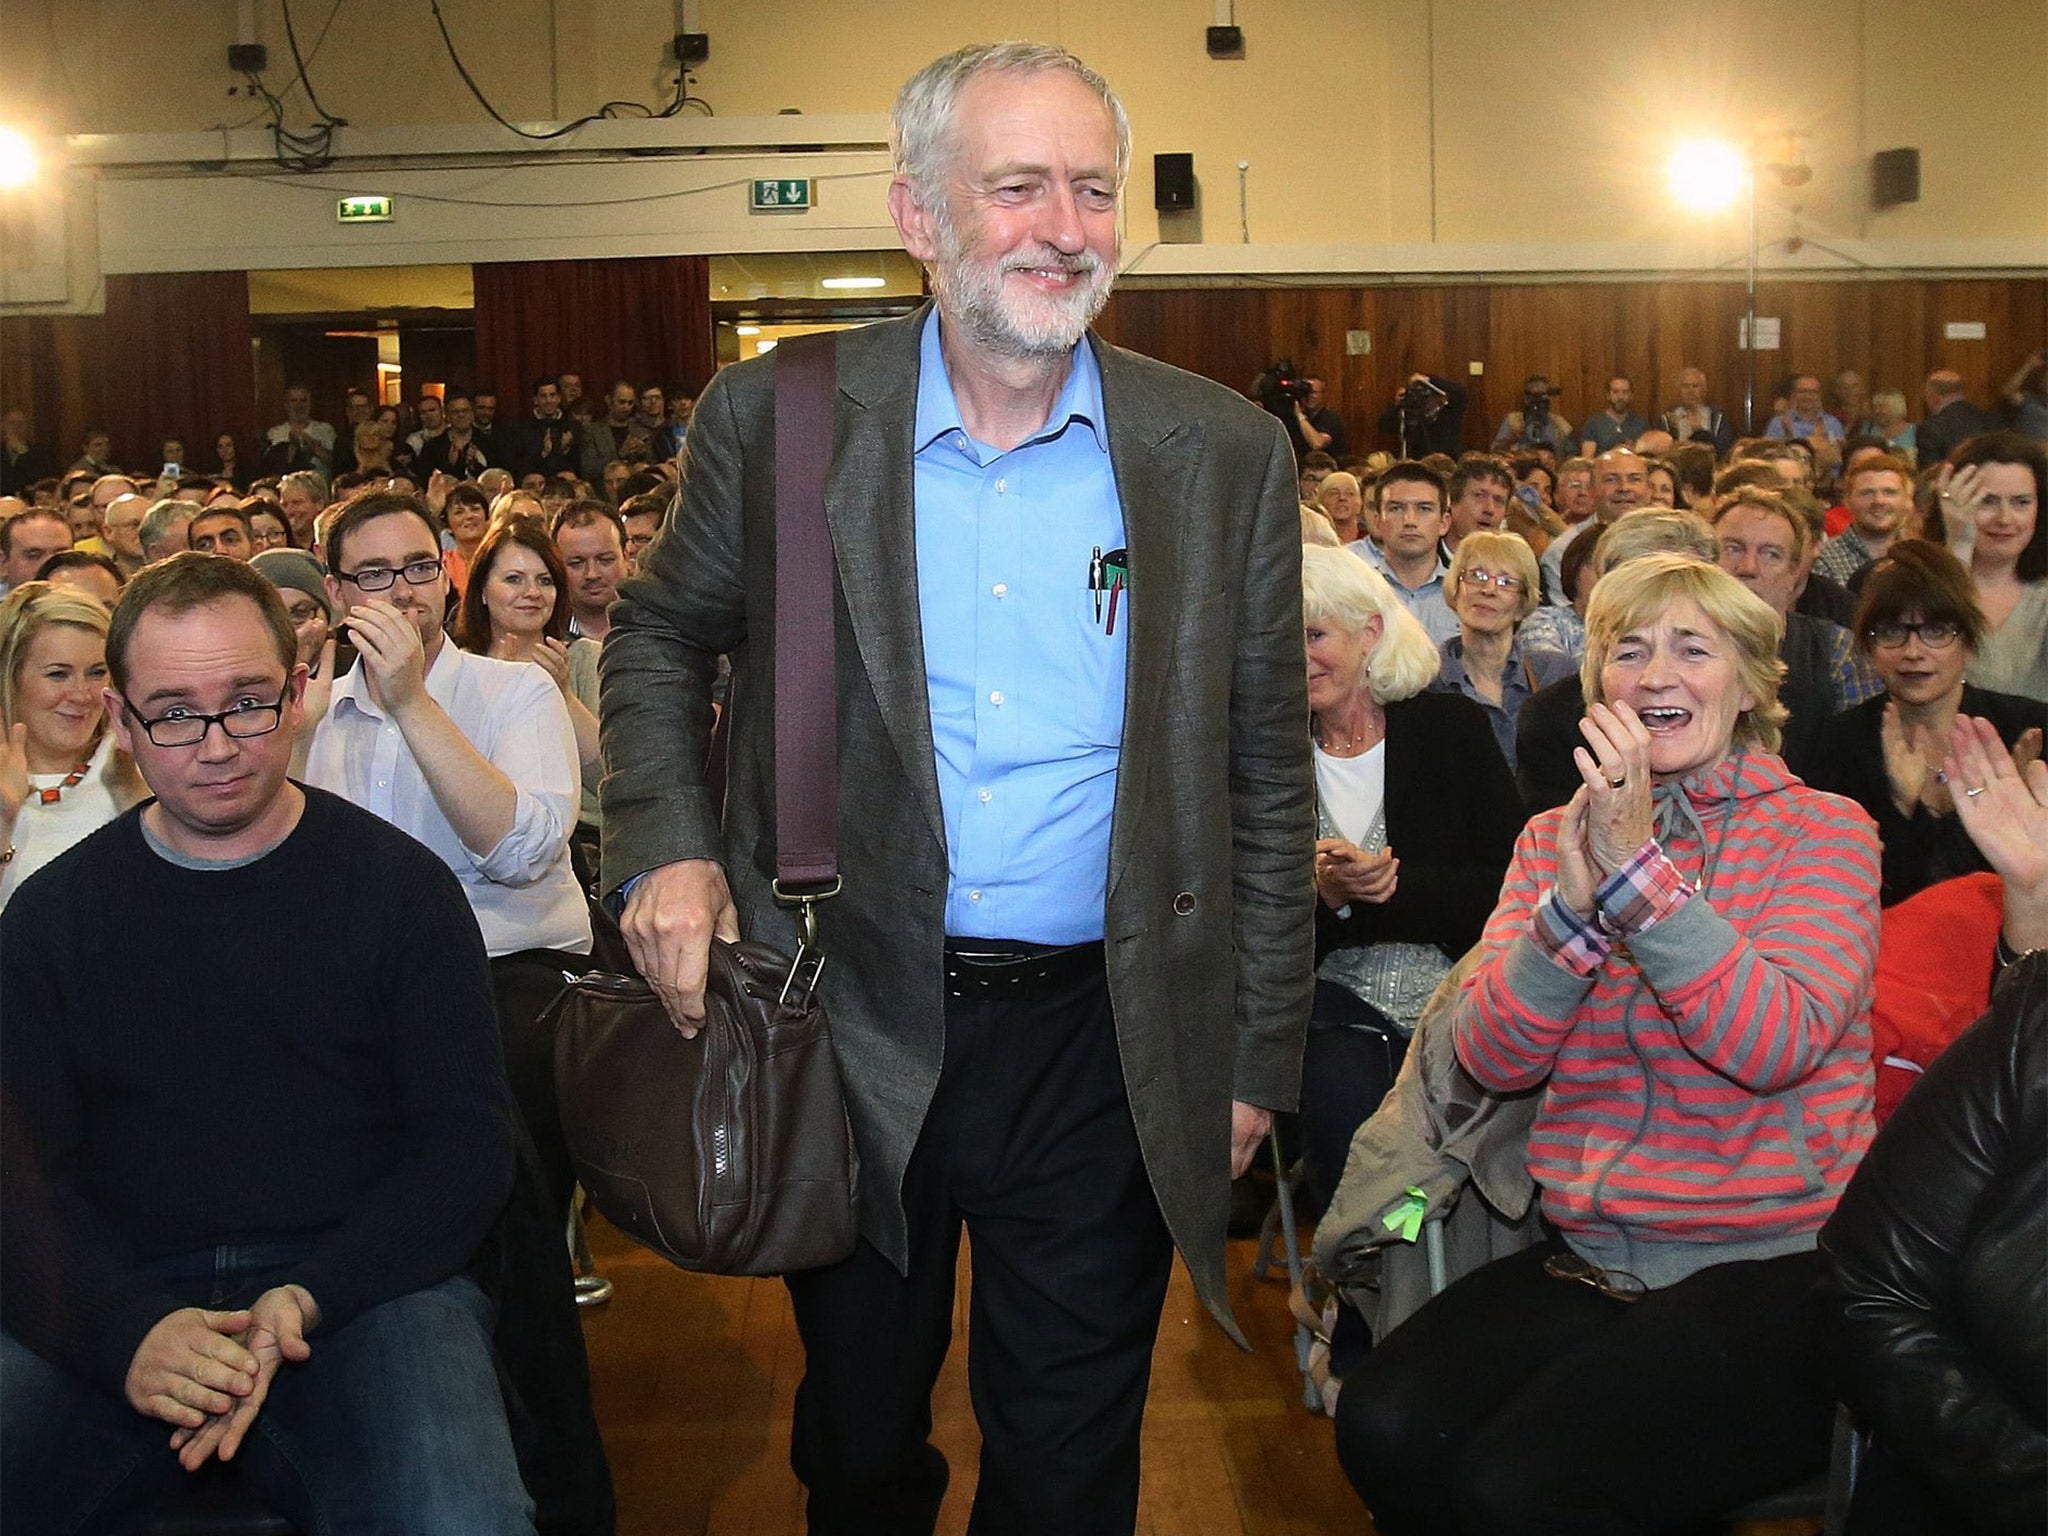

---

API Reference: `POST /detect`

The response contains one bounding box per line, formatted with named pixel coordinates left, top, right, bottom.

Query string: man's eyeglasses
left=1543, top=1251, right=1646, bottom=1303
left=1866, top=619, right=1961, bottom=650
left=122, top=693, right=289, bottom=748
left=1457, top=569, right=1526, bottom=593
left=335, top=558, right=442, bottom=592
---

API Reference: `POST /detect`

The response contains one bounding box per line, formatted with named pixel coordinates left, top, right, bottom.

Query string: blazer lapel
left=1095, top=337, right=1198, bottom=902
left=825, top=311, right=948, bottom=857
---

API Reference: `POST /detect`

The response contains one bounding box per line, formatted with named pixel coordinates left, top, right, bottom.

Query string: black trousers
left=1333, top=1240, right=1834, bottom=1536
left=785, top=963, right=1175, bottom=1536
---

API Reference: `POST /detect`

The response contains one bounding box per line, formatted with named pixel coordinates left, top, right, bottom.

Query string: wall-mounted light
left=820, top=276, right=886, bottom=290
left=0, top=126, right=39, bottom=190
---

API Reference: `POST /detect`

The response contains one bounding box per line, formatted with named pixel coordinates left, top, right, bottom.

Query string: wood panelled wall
left=7, top=276, right=2045, bottom=475
left=1094, top=277, right=2048, bottom=454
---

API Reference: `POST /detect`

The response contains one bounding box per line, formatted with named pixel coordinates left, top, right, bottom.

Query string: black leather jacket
left=1818, top=951, right=2046, bottom=1534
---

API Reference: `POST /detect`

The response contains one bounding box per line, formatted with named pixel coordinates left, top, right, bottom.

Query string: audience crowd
left=2, top=307, right=2043, bottom=1536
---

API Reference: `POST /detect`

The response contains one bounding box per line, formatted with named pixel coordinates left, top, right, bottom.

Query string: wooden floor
left=578, top=1216, right=1367, bottom=1535
left=579, top=1217, right=1822, bottom=1536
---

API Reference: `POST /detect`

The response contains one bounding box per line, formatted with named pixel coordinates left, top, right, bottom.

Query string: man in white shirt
left=266, top=385, right=337, bottom=469
left=300, top=490, right=610, bottom=1530
left=1354, top=460, right=1459, bottom=645
left=305, top=492, right=589, bottom=1190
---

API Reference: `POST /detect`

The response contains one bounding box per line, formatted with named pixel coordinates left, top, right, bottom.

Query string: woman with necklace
left=1295, top=546, right=1523, bottom=1399
left=0, top=584, right=144, bottom=911
left=1810, top=541, right=2044, bottom=905
left=1930, top=431, right=2047, bottom=703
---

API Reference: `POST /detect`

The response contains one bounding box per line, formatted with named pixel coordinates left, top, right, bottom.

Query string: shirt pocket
left=1073, top=586, right=1128, bottom=747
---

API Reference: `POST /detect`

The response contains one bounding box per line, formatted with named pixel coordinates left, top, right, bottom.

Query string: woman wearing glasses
left=1809, top=541, right=2045, bottom=907
left=1430, top=531, right=1574, bottom=775
left=1334, top=556, right=1883, bottom=1534
left=0, top=583, right=145, bottom=912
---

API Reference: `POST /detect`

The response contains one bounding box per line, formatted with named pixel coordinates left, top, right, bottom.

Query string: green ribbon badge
left=1381, top=1186, right=1428, bottom=1244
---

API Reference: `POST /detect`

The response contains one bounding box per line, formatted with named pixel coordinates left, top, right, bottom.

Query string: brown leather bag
left=549, top=332, right=858, bottom=1275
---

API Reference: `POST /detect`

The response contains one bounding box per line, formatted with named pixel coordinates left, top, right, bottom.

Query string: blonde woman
left=1432, top=531, right=1574, bottom=772
left=1336, top=555, right=1882, bottom=1534
left=1315, top=471, right=1367, bottom=545
left=0, top=583, right=145, bottom=909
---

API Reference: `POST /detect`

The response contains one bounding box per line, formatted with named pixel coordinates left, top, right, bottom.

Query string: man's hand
left=1230, top=1101, right=1272, bottom=1180
left=342, top=600, right=428, bottom=714
left=124, top=1308, right=259, bottom=1431
left=621, top=859, right=742, bottom=1035
left=168, top=1285, right=318, bottom=1471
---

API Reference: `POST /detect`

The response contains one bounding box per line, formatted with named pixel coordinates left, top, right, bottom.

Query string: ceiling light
left=820, top=276, right=886, bottom=290
left=734, top=324, right=761, bottom=336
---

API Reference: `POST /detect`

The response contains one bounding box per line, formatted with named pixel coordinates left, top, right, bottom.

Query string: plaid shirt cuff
left=1593, top=841, right=1694, bottom=937
left=1533, top=888, right=1611, bottom=977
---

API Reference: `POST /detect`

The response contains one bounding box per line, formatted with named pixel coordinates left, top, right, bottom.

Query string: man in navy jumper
left=0, top=553, right=534, bottom=1533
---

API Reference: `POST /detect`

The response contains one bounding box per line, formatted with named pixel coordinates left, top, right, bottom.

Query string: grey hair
left=891, top=42, right=1132, bottom=213
left=280, top=469, right=329, bottom=505
left=139, top=498, right=202, bottom=559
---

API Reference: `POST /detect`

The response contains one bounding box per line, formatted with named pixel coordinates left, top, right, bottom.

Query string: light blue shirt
left=1354, top=537, right=1460, bottom=647
left=912, top=311, right=1125, bottom=944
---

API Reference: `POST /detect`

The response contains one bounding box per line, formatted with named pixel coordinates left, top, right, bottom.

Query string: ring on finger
left=1964, top=785, right=1985, bottom=798
left=1606, top=772, right=1628, bottom=789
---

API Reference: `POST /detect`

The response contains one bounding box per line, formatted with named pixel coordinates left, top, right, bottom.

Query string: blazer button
left=1172, top=891, right=1197, bottom=916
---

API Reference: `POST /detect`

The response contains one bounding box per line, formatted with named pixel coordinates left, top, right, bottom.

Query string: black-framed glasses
left=121, top=693, right=290, bottom=748
left=1865, top=619, right=1961, bottom=650
left=1457, top=568, right=1526, bottom=592
left=1543, top=1251, right=1646, bottom=1303
left=335, top=557, right=442, bottom=592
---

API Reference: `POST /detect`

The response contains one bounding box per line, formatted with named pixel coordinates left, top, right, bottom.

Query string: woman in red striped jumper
left=1334, top=554, right=1884, bottom=1536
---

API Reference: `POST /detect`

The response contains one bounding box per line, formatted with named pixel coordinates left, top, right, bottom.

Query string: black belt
left=942, top=940, right=1106, bottom=1001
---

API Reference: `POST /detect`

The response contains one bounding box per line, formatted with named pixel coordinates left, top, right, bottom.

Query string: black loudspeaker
left=1154, top=153, right=1195, bottom=213
left=1872, top=147, right=1920, bottom=209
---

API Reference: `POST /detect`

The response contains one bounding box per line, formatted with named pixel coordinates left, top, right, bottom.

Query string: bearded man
left=598, top=40, right=1312, bottom=1536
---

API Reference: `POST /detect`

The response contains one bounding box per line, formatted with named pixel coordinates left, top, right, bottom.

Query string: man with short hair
left=1579, top=375, right=1649, bottom=457
left=1554, top=456, right=1595, bottom=525
left=1713, top=489, right=1880, bottom=734
left=0, top=554, right=533, bottom=1533
left=473, top=389, right=500, bottom=437
left=414, top=393, right=492, bottom=482
left=405, top=393, right=446, bottom=456
left=499, top=378, right=582, bottom=483
left=188, top=504, right=253, bottom=561
left=557, top=373, right=585, bottom=419
left=552, top=503, right=626, bottom=641
left=603, top=41, right=1311, bottom=1533
left=102, top=492, right=151, bottom=576
left=266, top=384, right=337, bottom=469
left=1539, top=446, right=1648, bottom=605
left=2, top=408, right=60, bottom=496
left=1766, top=373, right=1846, bottom=444
left=1815, top=454, right=1913, bottom=585
left=578, top=381, right=650, bottom=484
left=1, top=508, right=72, bottom=593
left=1291, top=375, right=1349, bottom=458
left=617, top=489, right=665, bottom=570
left=71, top=429, right=118, bottom=476
left=1661, top=366, right=1736, bottom=455
left=277, top=472, right=328, bottom=549
left=1444, top=455, right=1513, bottom=552
left=138, top=499, right=196, bottom=565
left=1358, top=461, right=1460, bottom=644
left=1915, top=370, right=2002, bottom=467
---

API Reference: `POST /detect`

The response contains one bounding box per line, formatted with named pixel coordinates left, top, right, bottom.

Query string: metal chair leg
left=568, top=1187, right=613, bottom=1307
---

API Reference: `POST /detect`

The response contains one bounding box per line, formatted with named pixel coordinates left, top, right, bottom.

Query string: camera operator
left=1253, top=360, right=1348, bottom=461
left=1377, top=372, right=1468, bottom=458
left=1492, top=375, right=1576, bottom=457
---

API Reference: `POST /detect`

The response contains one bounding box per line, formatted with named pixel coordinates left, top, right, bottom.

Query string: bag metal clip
left=771, top=876, right=841, bottom=1007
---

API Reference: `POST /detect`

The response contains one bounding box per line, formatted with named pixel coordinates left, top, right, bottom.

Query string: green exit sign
left=336, top=195, right=394, bottom=224
left=750, top=179, right=813, bottom=212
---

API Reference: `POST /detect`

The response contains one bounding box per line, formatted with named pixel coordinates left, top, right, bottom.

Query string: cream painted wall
left=4, top=0, right=2043, bottom=310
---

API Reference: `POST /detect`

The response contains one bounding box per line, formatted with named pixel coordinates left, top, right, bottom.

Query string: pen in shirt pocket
left=1102, top=548, right=1129, bottom=636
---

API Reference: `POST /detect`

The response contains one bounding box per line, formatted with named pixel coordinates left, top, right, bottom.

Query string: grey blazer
left=598, top=304, right=1314, bottom=1339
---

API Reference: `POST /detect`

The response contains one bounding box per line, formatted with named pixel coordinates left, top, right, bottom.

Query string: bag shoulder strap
left=772, top=332, right=840, bottom=895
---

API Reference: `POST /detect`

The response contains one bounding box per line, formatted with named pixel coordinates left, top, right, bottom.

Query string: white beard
left=929, top=207, right=1116, bottom=362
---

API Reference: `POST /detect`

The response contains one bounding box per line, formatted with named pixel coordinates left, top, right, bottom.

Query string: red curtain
left=471, top=256, right=714, bottom=412
left=101, top=271, right=257, bottom=475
